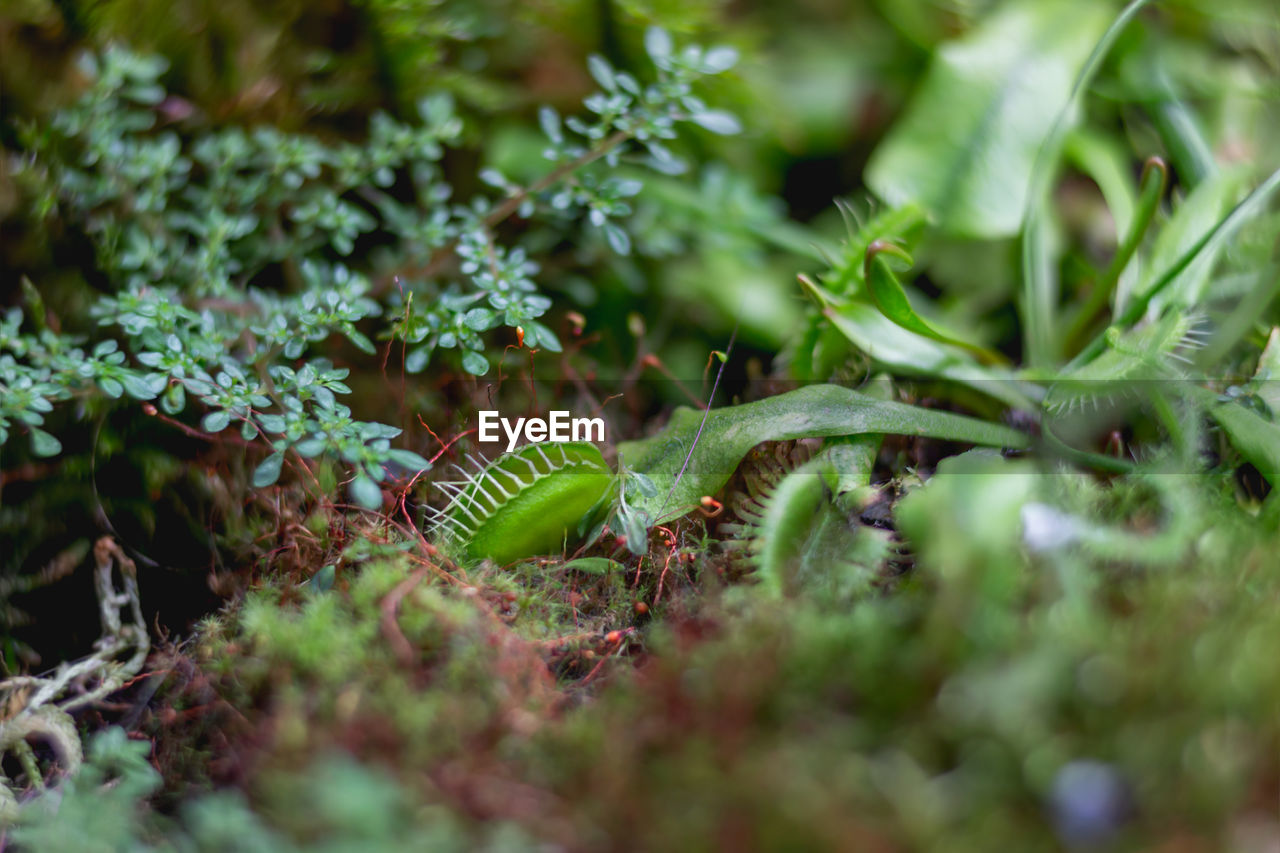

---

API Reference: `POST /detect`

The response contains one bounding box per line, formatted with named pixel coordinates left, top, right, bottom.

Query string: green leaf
left=29, top=427, right=62, bottom=457
left=644, top=28, right=673, bottom=64
left=749, top=437, right=887, bottom=600
left=1197, top=387, right=1280, bottom=486
left=865, top=0, right=1111, bottom=238
left=463, top=308, right=495, bottom=331
left=253, top=452, right=285, bottom=487
left=346, top=329, right=376, bottom=355
left=119, top=373, right=162, bottom=400
left=690, top=110, right=742, bottom=136
left=619, top=507, right=649, bottom=555
left=538, top=106, right=563, bottom=145
left=524, top=320, right=561, bottom=353
left=1020, top=0, right=1154, bottom=365
left=307, top=564, right=336, bottom=594
left=1069, top=165, right=1280, bottom=370
left=562, top=557, right=621, bottom=575
left=294, top=438, right=327, bottom=457
left=257, top=414, right=287, bottom=433
left=1131, top=167, right=1247, bottom=313
left=99, top=377, right=124, bottom=399
left=386, top=448, right=431, bottom=473
left=349, top=475, right=384, bottom=510
left=202, top=410, right=232, bottom=433
left=603, top=223, right=631, bottom=255
left=805, top=278, right=1034, bottom=410
left=617, top=384, right=1030, bottom=524
left=862, top=241, right=1003, bottom=363
left=462, top=351, right=489, bottom=376
left=627, top=470, right=658, bottom=498
left=587, top=55, right=616, bottom=92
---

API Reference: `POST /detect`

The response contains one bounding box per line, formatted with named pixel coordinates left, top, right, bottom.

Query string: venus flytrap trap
left=430, top=442, right=615, bottom=565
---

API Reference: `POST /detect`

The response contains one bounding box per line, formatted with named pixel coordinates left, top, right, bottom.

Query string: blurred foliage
left=5, top=0, right=1280, bottom=849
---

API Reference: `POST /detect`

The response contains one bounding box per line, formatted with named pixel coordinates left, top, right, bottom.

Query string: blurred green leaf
left=866, top=0, right=1111, bottom=238
left=562, top=557, right=622, bottom=575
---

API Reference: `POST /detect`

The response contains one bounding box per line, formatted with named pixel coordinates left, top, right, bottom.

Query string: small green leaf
left=307, top=564, right=336, bottom=593
left=387, top=448, right=431, bottom=473
left=120, top=373, right=162, bottom=400
left=462, top=308, right=495, bottom=331
left=538, top=106, right=563, bottom=145
left=202, top=410, right=232, bottom=433
left=603, top=223, right=631, bottom=255
left=587, top=55, right=616, bottom=92
left=701, top=46, right=739, bottom=74
left=462, top=351, right=489, bottom=376
left=524, top=321, right=561, bottom=353
left=349, top=475, right=383, bottom=510
left=346, top=329, right=376, bottom=355
left=294, top=438, right=327, bottom=457
left=99, top=377, right=124, bottom=399
left=257, top=414, right=287, bottom=433
left=690, top=110, right=742, bottom=135
left=644, top=28, right=673, bottom=63
left=253, top=451, right=285, bottom=487
left=29, top=427, right=62, bottom=457
left=628, top=470, right=658, bottom=498
left=620, top=508, right=649, bottom=556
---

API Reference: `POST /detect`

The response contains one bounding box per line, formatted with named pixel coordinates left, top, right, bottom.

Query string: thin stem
left=1065, top=157, right=1167, bottom=351
left=1066, top=165, right=1280, bottom=372
left=483, top=129, right=632, bottom=230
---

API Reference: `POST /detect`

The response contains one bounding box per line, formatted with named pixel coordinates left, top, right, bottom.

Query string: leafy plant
left=2, top=29, right=741, bottom=507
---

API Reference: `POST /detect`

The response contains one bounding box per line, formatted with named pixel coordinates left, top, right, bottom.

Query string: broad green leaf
left=1019, top=0, right=1150, bottom=364
left=617, top=384, right=1030, bottom=523
left=865, top=0, right=1111, bottom=238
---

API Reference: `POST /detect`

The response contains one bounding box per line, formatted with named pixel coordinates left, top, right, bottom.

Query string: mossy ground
left=37, top=446, right=1275, bottom=851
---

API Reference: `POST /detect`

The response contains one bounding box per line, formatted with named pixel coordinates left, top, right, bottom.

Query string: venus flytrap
left=431, top=385, right=1029, bottom=564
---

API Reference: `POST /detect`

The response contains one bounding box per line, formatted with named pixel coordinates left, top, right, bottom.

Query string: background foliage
left=4, top=0, right=1280, bottom=849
